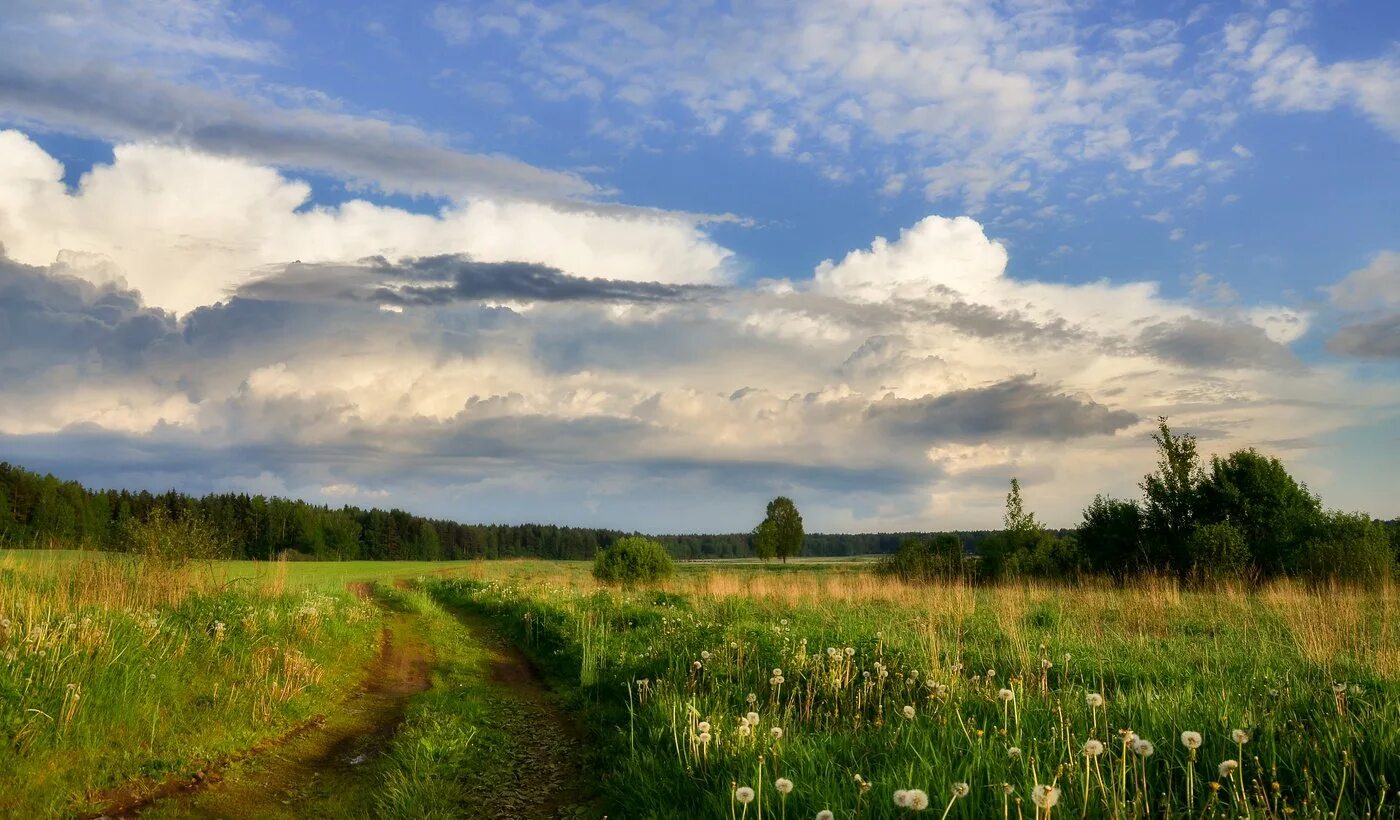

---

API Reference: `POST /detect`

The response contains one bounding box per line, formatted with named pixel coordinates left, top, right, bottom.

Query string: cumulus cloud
left=1327, top=251, right=1400, bottom=310
left=0, top=133, right=1378, bottom=529
left=0, top=131, right=732, bottom=312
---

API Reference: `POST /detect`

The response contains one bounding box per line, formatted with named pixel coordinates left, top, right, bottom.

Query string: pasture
left=1, top=550, right=1396, bottom=817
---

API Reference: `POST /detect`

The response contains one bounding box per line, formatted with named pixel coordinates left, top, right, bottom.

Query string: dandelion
left=902, top=705, right=916, bottom=720
left=1181, top=731, right=1202, bottom=749
left=1003, top=784, right=1015, bottom=795
left=987, top=668, right=997, bottom=678
left=699, top=721, right=712, bottom=733
left=1008, top=746, right=1022, bottom=760
left=738, top=724, right=752, bottom=737
left=998, top=688, right=1015, bottom=702
left=895, top=789, right=911, bottom=807
left=1032, top=784, right=1060, bottom=808
left=952, top=783, right=970, bottom=798
left=747, top=711, right=761, bottom=726
left=693, top=660, right=703, bottom=670
left=771, top=727, right=784, bottom=740
left=699, top=732, right=712, bottom=744
left=1231, top=729, right=1250, bottom=744
left=1132, top=739, right=1154, bottom=757
left=1219, top=760, right=1239, bottom=778
left=773, top=667, right=783, bottom=677
left=702, top=651, right=712, bottom=660
left=748, top=693, right=758, bottom=705
left=845, top=646, right=855, bottom=657
left=817, top=812, right=834, bottom=820
left=736, top=786, right=756, bottom=804
left=1086, top=693, right=1104, bottom=708
left=827, top=647, right=838, bottom=658
left=776, top=778, right=794, bottom=794
left=1084, top=739, right=1105, bottom=757
left=907, top=789, right=929, bottom=811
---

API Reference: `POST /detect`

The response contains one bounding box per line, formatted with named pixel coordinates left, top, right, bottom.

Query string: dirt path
left=446, top=607, right=595, bottom=819
left=130, top=612, right=432, bottom=819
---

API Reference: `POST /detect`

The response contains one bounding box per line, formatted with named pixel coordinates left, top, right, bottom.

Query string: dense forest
left=0, top=461, right=992, bottom=560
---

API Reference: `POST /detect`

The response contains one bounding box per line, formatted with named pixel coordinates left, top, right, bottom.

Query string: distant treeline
left=0, top=462, right=992, bottom=561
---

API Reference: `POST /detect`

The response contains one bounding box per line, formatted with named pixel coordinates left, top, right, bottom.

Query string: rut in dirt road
left=123, top=612, right=433, bottom=819
left=448, top=608, right=594, bottom=820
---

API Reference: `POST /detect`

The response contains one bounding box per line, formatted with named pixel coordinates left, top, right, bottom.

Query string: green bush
left=1296, top=511, right=1395, bottom=586
left=1186, top=521, right=1251, bottom=582
left=592, top=536, right=674, bottom=584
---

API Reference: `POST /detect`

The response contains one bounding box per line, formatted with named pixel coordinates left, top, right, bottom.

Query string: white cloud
left=0, top=131, right=732, bottom=312
left=1167, top=150, right=1201, bottom=168
left=1327, top=251, right=1400, bottom=311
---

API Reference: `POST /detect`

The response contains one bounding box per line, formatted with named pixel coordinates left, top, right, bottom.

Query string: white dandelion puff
left=907, top=789, right=930, bottom=811
left=736, top=786, right=755, bottom=804
left=902, top=705, right=916, bottom=719
left=775, top=778, right=794, bottom=795
left=1231, top=729, right=1250, bottom=744
left=998, top=688, right=1015, bottom=702
left=1086, top=693, right=1104, bottom=708
left=1008, top=746, right=1022, bottom=759
left=1132, top=739, right=1155, bottom=757
left=1084, top=739, right=1105, bottom=757
left=1181, top=731, right=1202, bottom=749
left=1032, top=784, right=1060, bottom=808
left=698, top=721, right=711, bottom=733
left=747, top=711, right=760, bottom=726
left=894, top=790, right=910, bottom=807
left=816, top=812, right=834, bottom=820
left=771, top=727, right=783, bottom=739
left=1219, top=760, right=1239, bottom=778
left=952, top=782, right=971, bottom=798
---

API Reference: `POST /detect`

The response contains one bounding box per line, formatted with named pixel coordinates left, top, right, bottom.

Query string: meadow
left=1, top=551, right=1397, bottom=818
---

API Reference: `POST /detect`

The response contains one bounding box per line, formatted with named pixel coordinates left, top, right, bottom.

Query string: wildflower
left=1086, top=693, right=1104, bottom=708
left=1219, top=760, right=1239, bottom=778
left=987, top=668, right=997, bottom=678
left=1332, top=682, right=1347, bottom=694
left=902, top=705, right=916, bottom=720
left=817, top=812, right=834, bottom=820
left=1032, top=784, right=1060, bottom=808
left=952, top=783, right=971, bottom=798
left=1041, top=658, right=1053, bottom=669
left=1083, top=739, right=1105, bottom=757
left=747, top=711, right=761, bottom=726
left=702, top=650, right=712, bottom=660
left=693, top=660, right=703, bottom=670
left=773, top=667, right=783, bottom=677
left=1132, top=739, right=1154, bottom=757
left=736, top=786, right=756, bottom=804
left=748, top=693, right=758, bottom=704
left=845, top=646, right=855, bottom=657
left=908, top=789, right=930, bottom=811
left=998, top=688, right=1015, bottom=702
left=1181, top=731, right=1202, bottom=749
left=776, top=778, right=794, bottom=795
left=894, top=790, right=911, bottom=807
left=738, top=724, right=752, bottom=737
left=1003, top=784, right=1015, bottom=796
left=771, top=727, right=784, bottom=739
left=1008, top=746, right=1022, bottom=759
left=827, top=647, right=838, bottom=657
left=699, top=721, right=712, bottom=733
left=699, top=732, right=712, bottom=744
left=1231, top=729, right=1250, bottom=744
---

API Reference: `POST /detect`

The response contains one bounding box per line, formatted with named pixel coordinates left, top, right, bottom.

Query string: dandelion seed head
left=1084, top=739, right=1105, bottom=757
left=845, top=647, right=855, bottom=657
left=952, top=782, right=971, bottom=798
left=1032, top=784, right=1060, bottom=808
left=1132, top=739, right=1154, bottom=757
left=1231, top=729, right=1250, bottom=744
left=699, top=732, right=712, bottom=744
left=775, top=777, right=794, bottom=795
left=1219, top=760, right=1239, bottom=778
left=1086, top=693, right=1104, bottom=708
left=773, top=667, right=783, bottom=677
left=908, top=789, right=930, bottom=811
left=747, top=693, right=758, bottom=704
left=1008, top=746, right=1022, bottom=759
left=902, top=705, right=916, bottom=719
left=998, top=688, right=1015, bottom=702
left=738, top=724, right=752, bottom=737
left=771, top=727, right=783, bottom=739
left=699, top=721, right=711, bottom=733
left=747, top=711, right=760, bottom=726
left=735, top=786, right=755, bottom=804
left=817, top=811, right=834, bottom=820
left=893, top=790, right=910, bottom=807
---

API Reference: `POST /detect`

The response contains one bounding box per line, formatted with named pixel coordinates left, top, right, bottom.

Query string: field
left=2, top=550, right=1397, bottom=818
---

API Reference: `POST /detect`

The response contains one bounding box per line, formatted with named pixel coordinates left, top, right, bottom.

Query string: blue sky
left=0, top=0, right=1396, bottom=531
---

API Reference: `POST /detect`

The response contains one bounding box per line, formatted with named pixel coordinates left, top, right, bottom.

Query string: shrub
left=1295, top=511, right=1395, bottom=586
left=1186, top=522, right=1251, bottom=582
left=592, top=536, right=674, bottom=584
left=877, top=536, right=964, bottom=582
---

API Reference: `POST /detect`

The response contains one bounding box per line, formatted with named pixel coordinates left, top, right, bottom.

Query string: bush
left=1186, top=522, right=1251, bottom=582
left=592, top=536, right=674, bottom=584
left=877, top=536, right=964, bottom=582
left=1295, top=511, right=1395, bottom=586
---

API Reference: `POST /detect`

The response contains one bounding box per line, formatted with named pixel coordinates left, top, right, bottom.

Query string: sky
left=0, top=0, right=1396, bottom=533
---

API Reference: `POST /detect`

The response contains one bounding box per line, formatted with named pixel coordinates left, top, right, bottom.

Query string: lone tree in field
left=754, top=496, right=804, bottom=562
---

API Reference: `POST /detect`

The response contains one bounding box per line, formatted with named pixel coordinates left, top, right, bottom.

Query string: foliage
left=753, top=496, right=805, bottom=563
left=979, top=479, right=1083, bottom=581
left=1076, top=495, right=1144, bottom=579
left=876, top=535, right=965, bottom=582
left=1296, top=511, right=1395, bottom=586
left=1196, top=448, right=1323, bottom=575
left=1186, top=521, right=1252, bottom=582
left=1141, top=416, right=1204, bottom=574
left=592, top=536, right=674, bottom=584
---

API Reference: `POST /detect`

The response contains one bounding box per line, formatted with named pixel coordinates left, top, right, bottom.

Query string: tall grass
left=428, top=567, right=1400, bottom=818
left=0, top=551, right=381, bottom=816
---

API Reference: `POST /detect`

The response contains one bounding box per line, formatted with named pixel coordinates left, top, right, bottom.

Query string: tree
left=754, top=496, right=804, bottom=563
left=1141, top=417, right=1203, bottom=577
left=1186, top=522, right=1251, bottom=583
left=1077, top=495, right=1144, bottom=580
left=1296, top=511, right=1395, bottom=586
left=1004, top=478, right=1039, bottom=533
left=1195, top=448, right=1322, bottom=576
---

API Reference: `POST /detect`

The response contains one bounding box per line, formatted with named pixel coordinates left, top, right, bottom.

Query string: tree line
left=0, top=462, right=991, bottom=561
left=881, top=418, right=1399, bottom=585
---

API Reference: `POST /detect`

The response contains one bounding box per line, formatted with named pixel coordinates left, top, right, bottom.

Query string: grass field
left=2, top=550, right=1397, bottom=817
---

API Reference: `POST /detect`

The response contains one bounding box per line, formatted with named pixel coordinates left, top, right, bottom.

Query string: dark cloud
left=238, top=255, right=716, bottom=307
left=866, top=375, right=1138, bottom=442
left=1138, top=317, right=1300, bottom=370
left=0, top=62, right=591, bottom=199
left=0, top=256, right=176, bottom=376
left=1327, top=315, right=1400, bottom=359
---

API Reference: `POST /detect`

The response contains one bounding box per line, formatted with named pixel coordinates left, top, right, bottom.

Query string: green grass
left=424, top=569, right=1400, bottom=819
